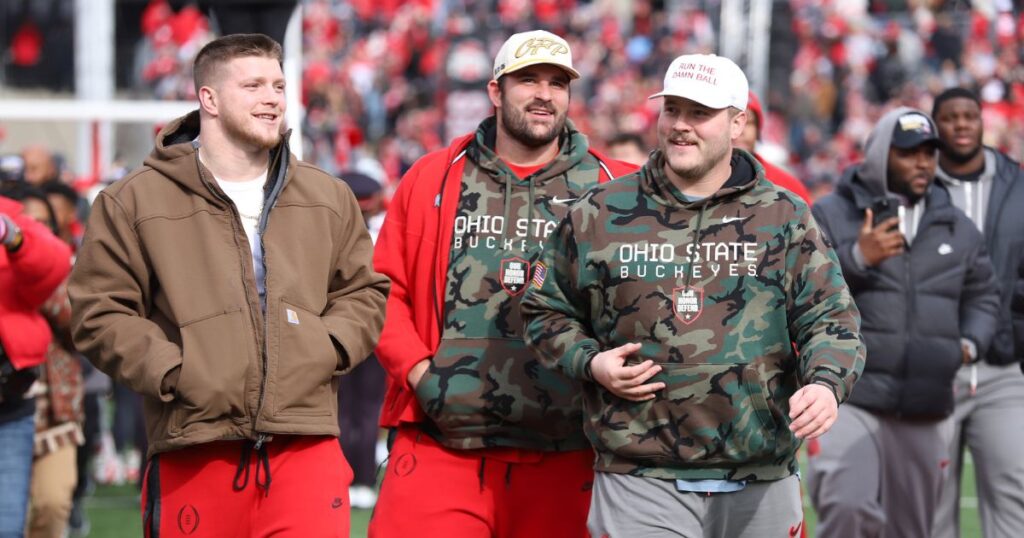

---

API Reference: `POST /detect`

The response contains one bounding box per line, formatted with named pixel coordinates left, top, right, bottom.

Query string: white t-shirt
left=214, top=172, right=268, bottom=301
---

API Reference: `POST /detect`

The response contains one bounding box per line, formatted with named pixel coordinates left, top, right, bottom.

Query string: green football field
left=82, top=451, right=982, bottom=537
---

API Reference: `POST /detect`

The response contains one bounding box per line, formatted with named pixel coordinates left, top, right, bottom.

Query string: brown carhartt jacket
left=69, top=111, right=389, bottom=457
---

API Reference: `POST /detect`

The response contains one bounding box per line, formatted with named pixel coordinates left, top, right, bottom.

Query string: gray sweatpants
left=807, top=404, right=954, bottom=538
left=588, top=472, right=803, bottom=538
left=933, top=362, right=1024, bottom=538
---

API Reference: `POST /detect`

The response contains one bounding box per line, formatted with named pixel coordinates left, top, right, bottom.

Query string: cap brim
left=891, top=136, right=940, bottom=149
left=647, top=91, right=733, bottom=109
left=497, top=59, right=581, bottom=81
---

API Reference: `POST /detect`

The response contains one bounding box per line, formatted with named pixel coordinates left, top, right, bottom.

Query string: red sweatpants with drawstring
left=141, top=436, right=353, bottom=538
left=369, top=426, right=594, bottom=538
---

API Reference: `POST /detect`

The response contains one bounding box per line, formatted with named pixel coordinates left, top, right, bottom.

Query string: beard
left=222, top=107, right=281, bottom=151
left=499, top=96, right=567, bottom=149
left=663, top=132, right=732, bottom=181
left=939, top=138, right=983, bottom=165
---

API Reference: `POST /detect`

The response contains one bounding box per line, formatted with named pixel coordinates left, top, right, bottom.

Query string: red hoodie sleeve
left=373, top=159, right=436, bottom=391
left=6, top=212, right=72, bottom=309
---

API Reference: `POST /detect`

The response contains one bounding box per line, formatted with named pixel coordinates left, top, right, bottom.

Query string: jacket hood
left=856, top=106, right=928, bottom=199
left=144, top=110, right=292, bottom=208
left=640, top=148, right=763, bottom=210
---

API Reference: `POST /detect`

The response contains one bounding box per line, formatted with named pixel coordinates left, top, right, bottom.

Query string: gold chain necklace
left=237, top=204, right=264, bottom=221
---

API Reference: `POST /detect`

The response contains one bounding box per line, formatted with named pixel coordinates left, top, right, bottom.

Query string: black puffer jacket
left=812, top=108, right=1000, bottom=419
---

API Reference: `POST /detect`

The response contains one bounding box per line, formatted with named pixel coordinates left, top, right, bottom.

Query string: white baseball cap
left=649, top=54, right=749, bottom=110
left=492, top=30, right=580, bottom=81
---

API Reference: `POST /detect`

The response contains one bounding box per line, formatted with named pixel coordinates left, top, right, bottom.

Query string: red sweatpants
left=141, top=436, right=353, bottom=538
left=369, top=427, right=594, bottom=538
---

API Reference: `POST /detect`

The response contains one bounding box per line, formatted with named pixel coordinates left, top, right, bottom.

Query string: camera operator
left=0, top=194, right=71, bottom=538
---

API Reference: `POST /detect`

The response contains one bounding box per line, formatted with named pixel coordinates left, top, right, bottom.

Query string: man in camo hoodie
left=369, top=30, right=636, bottom=537
left=522, top=54, right=865, bottom=538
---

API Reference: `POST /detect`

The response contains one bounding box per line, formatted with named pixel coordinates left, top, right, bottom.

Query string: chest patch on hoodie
left=674, top=286, right=704, bottom=324
left=500, top=257, right=529, bottom=295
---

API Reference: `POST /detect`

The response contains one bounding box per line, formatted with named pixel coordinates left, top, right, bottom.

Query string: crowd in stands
left=290, top=0, right=1024, bottom=196
left=8, top=0, right=1014, bottom=198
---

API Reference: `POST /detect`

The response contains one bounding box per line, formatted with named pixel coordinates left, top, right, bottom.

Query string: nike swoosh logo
left=721, top=216, right=746, bottom=223
left=551, top=196, right=578, bottom=205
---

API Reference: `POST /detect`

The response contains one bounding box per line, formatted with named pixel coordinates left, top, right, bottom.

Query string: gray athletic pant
left=933, top=362, right=1024, bottom=538
left=807, top=404, right=954, bottom=538
left=588, top=472, right=803, bottom=538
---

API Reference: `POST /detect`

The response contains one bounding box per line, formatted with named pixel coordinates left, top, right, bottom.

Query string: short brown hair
left=193, top=33, right=283, bottom=94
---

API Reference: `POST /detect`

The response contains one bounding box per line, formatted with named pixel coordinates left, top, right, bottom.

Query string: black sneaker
left=68, top=500, right=90, bottom=537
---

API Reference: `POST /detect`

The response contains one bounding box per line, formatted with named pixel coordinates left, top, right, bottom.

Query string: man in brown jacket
left=68, top=34, right=389, bottom=537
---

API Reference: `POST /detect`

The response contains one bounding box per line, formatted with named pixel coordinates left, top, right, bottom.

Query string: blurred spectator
left=68, top=360, right=108, bottom=538
left=204, top=1, right=299, bottom=49
left=0, top=194, right=72, bottom=538
left=868, top=21, right=911, bottom=104
left=135, top=0, right=214, bottom=100
left=39, top=182, right=84, bottom=250
left=11, top=186, right=84, bottom=538
left=336, top=170, right=386, bottom=510
left=738, top=91, right=812, bottom=203
left=605, top=133, right=648, bottom=167
left=20, top=147, right=59, bottom=188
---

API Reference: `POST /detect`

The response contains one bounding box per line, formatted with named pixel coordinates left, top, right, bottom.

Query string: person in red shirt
left=737, top=91, right=813, bottom=203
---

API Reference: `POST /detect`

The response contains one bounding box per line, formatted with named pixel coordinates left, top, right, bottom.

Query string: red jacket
left=0, top=196, right=72, bottom=370
left=374, top=133, right=637, bottom=427
left=756, top=153, right=812, bottom=204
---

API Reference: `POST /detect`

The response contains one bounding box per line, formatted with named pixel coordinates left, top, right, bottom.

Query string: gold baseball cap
left=492, top=30, right=580, bottom=81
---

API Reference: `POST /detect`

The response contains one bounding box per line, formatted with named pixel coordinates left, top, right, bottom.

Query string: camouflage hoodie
left=414, top=117, right=609, bottom=451
left=522, top=149, right=865, bottom=481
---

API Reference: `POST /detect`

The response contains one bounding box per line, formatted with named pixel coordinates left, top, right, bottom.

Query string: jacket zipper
left=253, top=230, right=271, bottom=432
left=251, top=145, right=286, bottom=438
left=193, top=151, right=269, bottom=442
left=898, top=239, right=913, bottom=414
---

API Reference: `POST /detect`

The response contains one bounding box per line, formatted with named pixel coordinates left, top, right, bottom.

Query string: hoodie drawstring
left=502, top=174, right=513, bottom=242
left=527, top=176, right=536, bottom=240
left=233, top=436, right=272, bottom=494
left=684, top=204, right=708, bottom=290
left=501, top=172, right=538, bottom=244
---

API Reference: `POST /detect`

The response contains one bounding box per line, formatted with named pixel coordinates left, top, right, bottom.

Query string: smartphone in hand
left=871, top=198, right=900, bottom=229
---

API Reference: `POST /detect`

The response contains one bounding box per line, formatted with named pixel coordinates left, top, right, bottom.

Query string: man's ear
left=198, top=85, right=218, bottom=116
left=486, top=79, right=502, bottom=109
left=730, top=109, right=748, bottom=141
